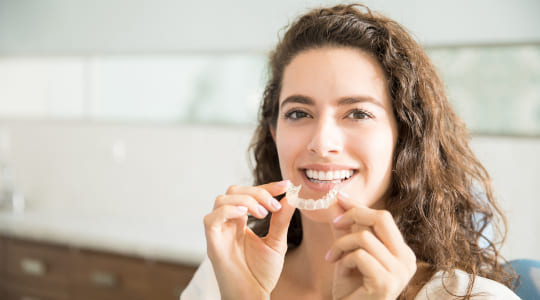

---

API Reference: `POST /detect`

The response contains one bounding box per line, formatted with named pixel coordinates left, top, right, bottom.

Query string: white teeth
left=325, top=171, right=333, bottom=180
left=304, top=169, right=354, bottom=181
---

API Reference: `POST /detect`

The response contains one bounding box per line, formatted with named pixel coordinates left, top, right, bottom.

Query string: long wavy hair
left=248, top=3, right=517, bottom=298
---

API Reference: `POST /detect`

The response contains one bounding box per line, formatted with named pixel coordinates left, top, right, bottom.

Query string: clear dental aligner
left=286, top=184, right=338, bottom=210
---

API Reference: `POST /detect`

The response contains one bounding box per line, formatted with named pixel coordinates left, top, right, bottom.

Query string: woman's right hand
left=203, top=180, right=296, bottom=300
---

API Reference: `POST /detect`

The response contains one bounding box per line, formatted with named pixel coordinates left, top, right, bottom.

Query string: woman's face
left=274, top=47, right=398, bottom=221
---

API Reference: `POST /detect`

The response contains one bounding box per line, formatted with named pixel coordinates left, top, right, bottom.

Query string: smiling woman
left=274, top=48, right=397, bottom=218
left=182, top=3, right=520, bottom=300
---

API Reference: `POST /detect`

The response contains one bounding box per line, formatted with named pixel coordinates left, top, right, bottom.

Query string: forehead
left=279, top=47, right=390, bottom=107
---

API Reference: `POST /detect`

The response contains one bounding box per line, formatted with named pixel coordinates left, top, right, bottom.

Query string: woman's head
left=250, top=3, right=515, bottom=289
left=253, top=4, right=457, bottom=214
left=273, top=46, right=398, bottom=223
left=253, top=3, right=449, bottom=195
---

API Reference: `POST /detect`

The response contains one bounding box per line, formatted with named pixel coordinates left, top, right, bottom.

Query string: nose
left=307, top=117, right=344, bottom=157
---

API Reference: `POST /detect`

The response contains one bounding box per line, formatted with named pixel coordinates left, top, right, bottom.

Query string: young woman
left=182, top=4, right=519, bottom=299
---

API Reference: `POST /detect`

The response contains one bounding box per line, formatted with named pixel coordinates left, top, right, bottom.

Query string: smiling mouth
left=303, top=169, right=356, bottom=184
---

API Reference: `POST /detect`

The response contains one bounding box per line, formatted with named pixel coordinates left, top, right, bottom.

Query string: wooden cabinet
left=71, top=249, right=148, bottom=300
left=0, top=236, right=197, bottom=300
left=3, top=238, right=72, bottom=300
left=0, top=236, right=5, bottom=299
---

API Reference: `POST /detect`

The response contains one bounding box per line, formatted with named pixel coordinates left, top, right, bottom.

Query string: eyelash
left=345, top=109, right=374, bottom=120
left=283, top=109, right=312, bottom=120
left=283, top=108, right=373, bottom=121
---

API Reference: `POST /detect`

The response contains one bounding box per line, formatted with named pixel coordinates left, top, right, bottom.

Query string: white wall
left=471, top=136, right=540, bottom=260
left=1, top=120, right=539, bottom=261
left=1, top=0, right=539, bottom=54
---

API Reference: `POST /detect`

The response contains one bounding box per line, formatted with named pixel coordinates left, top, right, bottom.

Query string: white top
left=181, top=257, right=520, bottom=299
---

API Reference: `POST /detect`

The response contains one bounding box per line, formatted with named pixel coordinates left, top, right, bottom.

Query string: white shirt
left=181, top=257, right=520, bottom=299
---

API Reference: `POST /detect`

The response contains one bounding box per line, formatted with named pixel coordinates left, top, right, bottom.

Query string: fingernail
left=258, top=205, right=268, bottom=217
left=333, top=215, right=343, bottom=224
left=278, top=179, right=290, bottom=187
left=237, top=206, right=248, bottom=213
left=338, top=190, right=349, bottom=199
left=325, top=250, right=332, bottom=261
left=269, top=198, right=281, bottom=210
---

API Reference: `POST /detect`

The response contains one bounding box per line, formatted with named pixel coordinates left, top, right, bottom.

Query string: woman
left=182, top=4, right=519, bottom=299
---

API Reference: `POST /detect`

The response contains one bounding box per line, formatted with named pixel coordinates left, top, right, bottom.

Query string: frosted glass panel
left=428, top=45, right=540, bottom=136
left=0, top=45, right=539, bottom=135
left=89, top=55, right=265, bottom=124
left=0, top=57, right=86, bottom=118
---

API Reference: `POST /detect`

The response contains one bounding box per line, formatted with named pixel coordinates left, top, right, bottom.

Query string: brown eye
left=346, top=109, right=372, bottom=120
left=285, top=110, right=312, bottom=119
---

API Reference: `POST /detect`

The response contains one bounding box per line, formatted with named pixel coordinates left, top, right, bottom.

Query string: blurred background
left=0, top=0, right=539, bottom=298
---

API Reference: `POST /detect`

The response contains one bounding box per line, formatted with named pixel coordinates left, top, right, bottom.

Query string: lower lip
left=301, top=171, right=353, bottom=193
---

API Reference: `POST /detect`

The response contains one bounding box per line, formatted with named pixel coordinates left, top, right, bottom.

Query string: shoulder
left=414, top=269, right=520, bottom=300
left=180, top=257, right=221, bottom=300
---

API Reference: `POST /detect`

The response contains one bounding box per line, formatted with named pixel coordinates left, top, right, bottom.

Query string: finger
left=265, top=196, right=297, bottom=252
left=204, top=205, right=249, bottom=247
left=258, top=179, right=291, bottom=196
left=204, top=205, right=249, bottom=232
left=326, top=229, right=399, bottom=273
left=340, top=248, right=389, bottom=286
left=223, top=180, right=289, bottom=213
left=333, top=208, right=405, bottom=257
left=327, top=191, right=350, bottom=239
left=335, top=189, right=358, bottom=211
left=215, top=194, right=270, bottom=219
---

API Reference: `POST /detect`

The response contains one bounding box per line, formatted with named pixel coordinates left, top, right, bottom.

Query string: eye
left=346, top=109, right=373, bottom=120
left=284, top=109, right=312, bottom=120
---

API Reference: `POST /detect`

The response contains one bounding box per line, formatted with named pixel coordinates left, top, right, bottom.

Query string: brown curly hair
left=248, top=3, right=517, bottom=298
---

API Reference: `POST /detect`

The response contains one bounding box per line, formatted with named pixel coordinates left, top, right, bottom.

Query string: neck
left=287, top=215, right=336, bottom=295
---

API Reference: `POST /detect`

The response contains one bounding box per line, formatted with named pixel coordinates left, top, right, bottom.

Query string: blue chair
left=474, top=213, right=539, bottom=298
left=508, top=259, right=540, bottom=300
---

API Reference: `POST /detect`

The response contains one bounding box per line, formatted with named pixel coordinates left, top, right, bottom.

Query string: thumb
left=329, top=192, right=349, bottom=239
left=264, top=196, right=296, bottom=253
left=258, top=179, right=291, bottom=197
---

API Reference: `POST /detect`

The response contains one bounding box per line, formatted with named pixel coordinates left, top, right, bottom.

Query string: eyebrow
left=280, top=94, right=385, bottom=110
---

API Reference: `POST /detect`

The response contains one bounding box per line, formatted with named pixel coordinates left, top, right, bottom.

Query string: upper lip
left=299, top=164, right=357, bottom=171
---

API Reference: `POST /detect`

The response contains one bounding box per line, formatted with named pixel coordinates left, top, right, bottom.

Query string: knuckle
left=371, top=275, right=386, bottom=291
left=255, top=188, right=269, bottom=203
left=378, top=210, right=394, bottom=223
left=386, top=279, right=400, bottom=295
left=356, top=230, right=371, bottom=242
left=409, top=260, right=418, bottom=274
left=203, top=214, right=213, bottom=229
left=214, top=194, right=226, bottom=206
left=350, top=207, right=362, bottom=215
left=226, top=185, right=239, bottom=194
left=354, top=248, right=368, bottom=261
left=407, top=252, right=417, bottom=273
left=408, top=248, right=417, bottom=263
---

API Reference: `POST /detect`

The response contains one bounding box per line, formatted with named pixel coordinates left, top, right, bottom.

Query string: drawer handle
left=90, top=270, right=118, bottom=288
left=20, top=258, right=46, bottom=276
left=21, top=297, right=41, bottom=300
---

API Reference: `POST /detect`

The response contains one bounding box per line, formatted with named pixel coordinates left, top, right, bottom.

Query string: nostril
left=307, top=140, right=343, bottom=156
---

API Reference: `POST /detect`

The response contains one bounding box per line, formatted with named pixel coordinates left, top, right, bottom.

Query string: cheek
left=275, top=131, right=298, bottom=175
left=350, top=129, right=396, bottom=174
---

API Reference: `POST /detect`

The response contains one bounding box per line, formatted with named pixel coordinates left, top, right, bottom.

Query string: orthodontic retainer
left=286, top=184, right=338, bottom=210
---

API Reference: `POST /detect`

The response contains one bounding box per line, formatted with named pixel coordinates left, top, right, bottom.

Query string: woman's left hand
left=327, top=194, right=417, bottom=300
